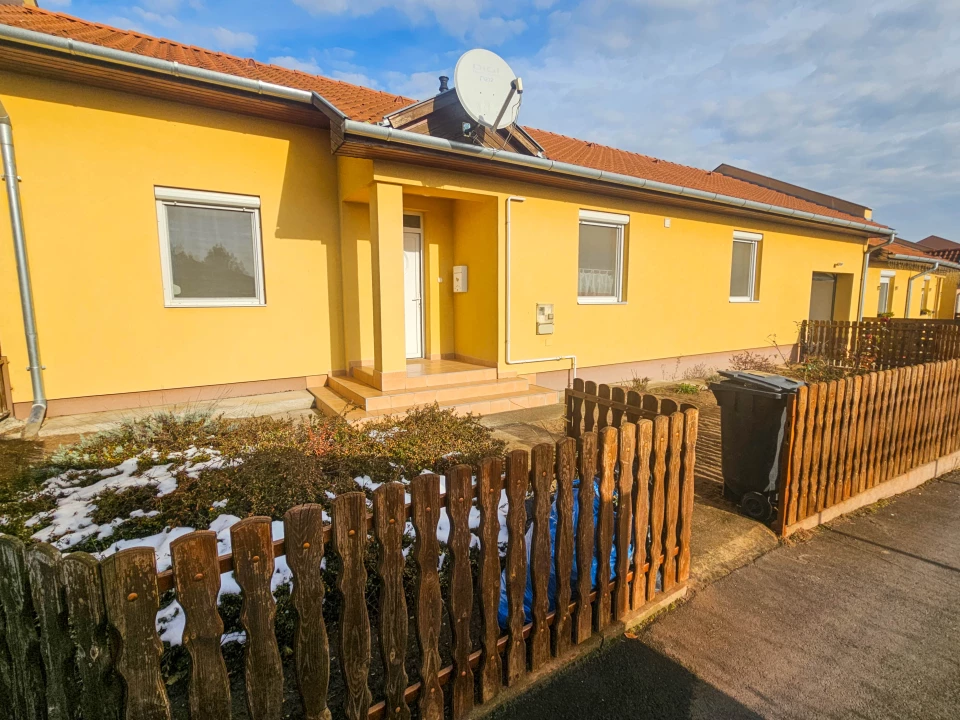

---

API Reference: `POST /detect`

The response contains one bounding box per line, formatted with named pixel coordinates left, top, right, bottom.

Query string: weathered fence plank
left=662, top=413, right=683, bottom=590
left=504, top=450, right=528, bottom=685
left=0, top=535, right=45, bottom=720
left=332, top=493, right=373, bottom=720
left=574, top=431, right=597, bottom=644
left=284, top=504, right=333, bottom=720
left=231, top=517, right=284, bottom=720
left=553, top=437, right=576, bottom=657
left=410, top=474, right=444, bottom=720
left=476, top=457, right=503, bottom=702
left=170, top=531, right=231, bottom=720
left=678, top=408, right=699, bottom=582
left=445, top=466, right=475, bottom=719
left=61, top=552, right=122, bottom=720
left=101, top=547, right=171, bottom=720
left=647, top=417, right=668, bottom=601
left=371, top=485, right=410, bottom=720
left=529, top=443, right=553, bottom=670
left=594, top=426, right=617, bottom=630
left=613, top=422, right=635, bottom=621
left=25, top=542, right=76, bottom=720
left=632, top=420, right=653, bottom=609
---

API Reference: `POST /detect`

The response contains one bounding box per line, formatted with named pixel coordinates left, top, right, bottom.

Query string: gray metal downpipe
left=0, top=100, right=46, bottom=437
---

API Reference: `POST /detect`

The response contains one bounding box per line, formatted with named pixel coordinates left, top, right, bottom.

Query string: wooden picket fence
left=775, top=359, right=960, bottom=536
left=799, top=319, right=960, bottom=370
left=565, top=378, right=697, bottom=439
left=0, top=412, right=697, bottom=720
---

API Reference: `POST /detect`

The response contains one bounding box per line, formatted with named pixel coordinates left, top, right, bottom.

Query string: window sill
left=729, top=297, right=759, bottom=303
left=165, top=301, right=266, bottom=308
left=578, top=299, right=627, bottom=305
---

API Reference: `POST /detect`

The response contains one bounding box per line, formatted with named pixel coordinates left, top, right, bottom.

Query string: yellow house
left=862, top=240, right=960, bottom=320
left=0, top=5, right=898, bottom=426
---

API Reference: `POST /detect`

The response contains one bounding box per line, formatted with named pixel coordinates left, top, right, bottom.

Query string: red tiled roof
left=869, top=238, right=940, bottom=259
left=0, top=5, right=415, bottom=122
left=929, top=247, right=960, bottom=263
left=525, top=127, right=884, bottom=227
left=0, top=5, right=886, bottom=229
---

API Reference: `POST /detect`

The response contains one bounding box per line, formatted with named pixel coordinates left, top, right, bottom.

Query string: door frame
left=403, top=212, right=425, bottom=360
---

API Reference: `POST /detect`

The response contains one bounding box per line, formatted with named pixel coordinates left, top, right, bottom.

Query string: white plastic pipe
left=904, top=262, right=939, bottom=318
left=504, top=196, right=577, bottom=385
left=858, top=232, right=896, bottom=320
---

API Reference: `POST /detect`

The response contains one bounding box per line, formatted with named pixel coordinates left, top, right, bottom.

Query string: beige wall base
left=13, top=375, right=324, bottom=420
left=535, top=345, right=797, bottom=391
left=781, top=448, right=960, bottom=537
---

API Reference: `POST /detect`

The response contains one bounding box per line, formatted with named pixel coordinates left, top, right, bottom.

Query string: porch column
left=369, top=181, right=406, bottom=388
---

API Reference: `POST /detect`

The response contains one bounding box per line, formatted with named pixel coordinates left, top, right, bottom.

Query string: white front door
left=403, top=217, right=424, bottom=359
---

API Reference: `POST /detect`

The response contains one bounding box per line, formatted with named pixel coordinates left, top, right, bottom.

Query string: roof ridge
left=6, top=5, right=416, bottom=104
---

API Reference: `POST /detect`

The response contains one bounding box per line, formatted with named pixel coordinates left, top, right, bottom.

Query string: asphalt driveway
left=491, top=474, right=960, bottom=720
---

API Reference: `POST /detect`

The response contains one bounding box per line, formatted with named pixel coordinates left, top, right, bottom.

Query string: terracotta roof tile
left=0, top=5, right=887, bottom=229
left=525, top=127, right=884, bottom=227
left=0, top=4, right=416, bottom=123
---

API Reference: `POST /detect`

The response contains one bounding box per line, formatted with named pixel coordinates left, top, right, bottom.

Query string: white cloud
left=509, top=0, right=960, bottom=238
left=269, top=55, right=324, bottom=75
left=384, top=70, right=451, bottom=100
left=209, top=27, right=258, bottom=53
left=292, top=0, right=529, bottom=44
left=133, top=7, right=181, bottom=29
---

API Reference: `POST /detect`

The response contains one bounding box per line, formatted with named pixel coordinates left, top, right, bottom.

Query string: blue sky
left=43, top=0, right=960, bottom=240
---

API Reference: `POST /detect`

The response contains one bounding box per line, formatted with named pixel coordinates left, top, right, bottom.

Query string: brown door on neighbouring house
left=809, top=272, right=837, bottom=321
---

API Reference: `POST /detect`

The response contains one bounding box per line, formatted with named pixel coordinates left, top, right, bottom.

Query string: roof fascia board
left=343, top=120, right=894, bottom=237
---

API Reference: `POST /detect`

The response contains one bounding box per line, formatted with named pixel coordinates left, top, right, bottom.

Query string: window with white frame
left=878, top=271, right=895, bottom=314
left=578, top=209, right=628, bottom=303
left=155, top=187, right=265, bottom=307
left=729, top=231, right=762, bottom=301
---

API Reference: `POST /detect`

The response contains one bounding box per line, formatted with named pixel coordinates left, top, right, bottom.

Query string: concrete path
left=491, top=475, right=960, bottom=720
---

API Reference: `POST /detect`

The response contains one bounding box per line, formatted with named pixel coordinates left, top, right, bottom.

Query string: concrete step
left=308, top=384, right=560, bottom=424
left=329, top=375, right=530, bottom=412
left=351, top=363, right=498, bottom=390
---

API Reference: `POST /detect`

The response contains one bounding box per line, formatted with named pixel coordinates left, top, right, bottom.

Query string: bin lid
left=717, top=370, right=804, bottom=393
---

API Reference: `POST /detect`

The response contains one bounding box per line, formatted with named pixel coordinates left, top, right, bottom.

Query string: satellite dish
left=454, top=48, right=523, bottom=131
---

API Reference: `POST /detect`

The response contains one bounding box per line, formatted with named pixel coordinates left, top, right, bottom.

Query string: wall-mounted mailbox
left=453, top=265, right=468, bottom=293
left=536, top=303, right=554, bottom=335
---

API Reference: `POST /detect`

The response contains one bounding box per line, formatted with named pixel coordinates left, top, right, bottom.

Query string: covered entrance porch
left=311, top=172, right=558, bottom=420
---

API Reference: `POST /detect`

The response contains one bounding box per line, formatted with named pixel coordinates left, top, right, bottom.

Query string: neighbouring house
left=864, top=238, right=960, bottom=320
left=0, top=4, right=901, bottom=424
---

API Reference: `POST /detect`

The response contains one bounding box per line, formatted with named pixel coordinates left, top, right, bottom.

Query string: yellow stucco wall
left=373, top=159, right=868, bottom=376
left=0, top=71, right=344, bottom=405
left=863, top=265, right=944, bottom=318
left=452, top=198, right=501, bottom=365
left=0, top=70, right=888, bottom=406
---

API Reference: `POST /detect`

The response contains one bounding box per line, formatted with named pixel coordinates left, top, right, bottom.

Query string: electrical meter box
left=536, top=303, right=554, bottom=335
left=453, top=265, right=468, bottom=293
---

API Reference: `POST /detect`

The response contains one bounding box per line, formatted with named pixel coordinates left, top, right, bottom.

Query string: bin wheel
left=740, top=492, right=773, bottom=522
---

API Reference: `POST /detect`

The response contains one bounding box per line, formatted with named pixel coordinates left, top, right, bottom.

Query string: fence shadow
left=488, top=638, right=764, bottom=720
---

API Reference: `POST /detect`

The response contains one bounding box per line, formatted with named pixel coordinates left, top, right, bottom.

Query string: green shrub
left=675, top=382, right=701, bottom=395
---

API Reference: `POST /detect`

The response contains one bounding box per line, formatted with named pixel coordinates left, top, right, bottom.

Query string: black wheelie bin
left=709, top=370, right=804, bottom=521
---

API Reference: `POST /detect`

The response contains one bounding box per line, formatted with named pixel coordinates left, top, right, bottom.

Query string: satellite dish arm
left=491, top=77, right=522, bottom=131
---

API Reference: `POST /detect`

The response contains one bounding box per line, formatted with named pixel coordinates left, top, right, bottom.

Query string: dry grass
left=0, top=405, right=506, bottom=547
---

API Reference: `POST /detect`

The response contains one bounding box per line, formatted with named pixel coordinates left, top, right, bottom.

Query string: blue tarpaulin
left=497, top=478, right=658, bottom=628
